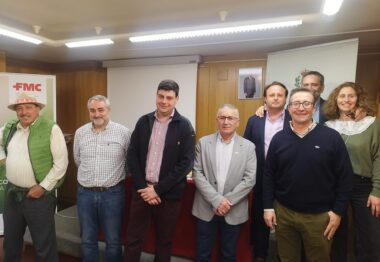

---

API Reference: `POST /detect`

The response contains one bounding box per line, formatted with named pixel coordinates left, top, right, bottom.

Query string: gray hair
left=217, top=104, right=240, bottom=118
left=87, top=95, right=110, bottom=109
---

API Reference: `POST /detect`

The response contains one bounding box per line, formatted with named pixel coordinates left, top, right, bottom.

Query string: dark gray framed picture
left=238, top=67, right=263, bottom=99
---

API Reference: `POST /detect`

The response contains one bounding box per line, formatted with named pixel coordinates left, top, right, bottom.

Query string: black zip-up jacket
left=127, top=109, right=195, bottom=200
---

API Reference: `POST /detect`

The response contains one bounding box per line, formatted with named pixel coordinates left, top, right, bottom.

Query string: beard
left=92, top=118, right=106, bottom=126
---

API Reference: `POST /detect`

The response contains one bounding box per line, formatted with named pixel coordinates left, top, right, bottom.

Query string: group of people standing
left=246, top=71, right=379, bottom=262
left=0, top=71, right=378, bottom=262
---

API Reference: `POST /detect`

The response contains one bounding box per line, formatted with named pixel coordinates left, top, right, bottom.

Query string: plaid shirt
left=74, top=121, right=131, bottom=187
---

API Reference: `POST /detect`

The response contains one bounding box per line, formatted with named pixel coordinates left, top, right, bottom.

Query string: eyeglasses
left=288, top=101, right=314, bottom=109
left=217, top=116, right=239, bottom=122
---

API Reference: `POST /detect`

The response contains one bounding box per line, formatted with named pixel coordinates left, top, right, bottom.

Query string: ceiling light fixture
left=0, top=27, right=42, bottom=45
left=65, top=38, right=114, bottom=48
left=322, top=0, right=344, bottom=15
left=129, top=19, right=302, bottom=43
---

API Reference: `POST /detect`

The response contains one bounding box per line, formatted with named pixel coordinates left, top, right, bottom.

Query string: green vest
left=3, top=117, right=65, bottom=190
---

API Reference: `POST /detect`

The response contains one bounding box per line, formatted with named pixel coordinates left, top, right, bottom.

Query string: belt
left=80, top=180, right=124, bottom=192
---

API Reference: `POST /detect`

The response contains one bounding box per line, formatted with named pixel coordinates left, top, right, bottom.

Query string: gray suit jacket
left=192, top=133, right=257, bottom=225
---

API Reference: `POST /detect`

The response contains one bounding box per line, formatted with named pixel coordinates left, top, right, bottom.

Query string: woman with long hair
left=324, top=82, right=380, bottom=262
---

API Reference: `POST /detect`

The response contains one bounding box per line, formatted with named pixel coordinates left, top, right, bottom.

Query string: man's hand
left=138, top=185, right=159, bottom=202
left=27, top=184, right=46, bottom=199
left=367, top=195, right=380, bottom=217
left=264, top=210, right=277, bottom=229
left=255, top=105, right=266, bottom=118
left=147, top=197, right=162, bottom=206
left=324, top=211, right=341, bottom=240
left=215, top=198, right=232, bottom=216
left=354, top=107, right=367, bottom=122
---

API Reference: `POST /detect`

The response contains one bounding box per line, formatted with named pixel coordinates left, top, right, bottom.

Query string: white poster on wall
left=0, top=72, right=56, bottom=235
left=266, top=38, right=359, bottom=100
left=107, top=63, right=198, bottom=130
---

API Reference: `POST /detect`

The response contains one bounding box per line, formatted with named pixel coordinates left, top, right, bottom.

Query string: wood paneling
left=0, top=52, right=5, bottom=72
left=6, top=57, right=54, bottom=75
left=196, top=60, right=266, bottom=140
left=55, top=69, right=107, bottom=205
left=55, top=69, right=107, bottom=134
left=356, top=53, right=380, bottom=118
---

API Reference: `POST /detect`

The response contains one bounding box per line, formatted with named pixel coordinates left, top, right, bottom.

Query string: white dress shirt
left=215, top=133, right=235, bottom=194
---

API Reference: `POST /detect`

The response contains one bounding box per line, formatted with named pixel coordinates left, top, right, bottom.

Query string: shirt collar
left=290, top=120, right=317, bottom=138
left=154, top=109, right=175, bottom=123
left=217, top=132, right=236, bottom=144
left=266, top=109, right=285, bottom=122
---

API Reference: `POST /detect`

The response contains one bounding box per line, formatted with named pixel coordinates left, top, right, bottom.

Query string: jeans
left=196, top=216, right=241, bottom=262
left=77, top=183, right=125, bottom=262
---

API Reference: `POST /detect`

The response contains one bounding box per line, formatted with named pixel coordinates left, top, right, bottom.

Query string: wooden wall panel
left=196, top=65, right=211, bottom=139
left=5, top=58, right=53, bottom=75
left=356, top=53, right=380, bottom=118
left=56, top=69, right=107, bottom=134
left=55, top=69, right=107, bottom=205
left=196, top=60, right=266, bottom=139
left=0, top=52, right=5, bottom=72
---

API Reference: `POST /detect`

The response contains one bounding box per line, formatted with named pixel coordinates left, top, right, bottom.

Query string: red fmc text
left=13, top=83, right=42, bottom=91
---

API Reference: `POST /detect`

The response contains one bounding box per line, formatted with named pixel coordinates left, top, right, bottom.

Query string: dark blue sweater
left=263, top=124, right=353, bottom=216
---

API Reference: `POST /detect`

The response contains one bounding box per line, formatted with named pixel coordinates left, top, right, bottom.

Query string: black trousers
left=251, top=187, right=270, bottom=259
left=332, top=175, right=380, bottom=262
left=124, top=189, right=182, bottom=262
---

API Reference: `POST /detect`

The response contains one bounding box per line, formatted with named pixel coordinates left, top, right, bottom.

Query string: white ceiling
left=0, top=0, right=379, bottom=63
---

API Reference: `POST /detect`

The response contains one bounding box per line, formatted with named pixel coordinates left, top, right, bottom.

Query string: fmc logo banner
left=9, top=75, right=47, bottom=105
left=0, top=72, right=56, bottom=234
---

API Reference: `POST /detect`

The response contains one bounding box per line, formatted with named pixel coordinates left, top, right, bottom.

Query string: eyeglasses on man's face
left=288, top=101, right=314, bottom=109
left=217, top=116, right=239, bottom=122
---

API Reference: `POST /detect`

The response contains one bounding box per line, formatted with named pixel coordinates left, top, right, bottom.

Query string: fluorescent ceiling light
left=0, top=27, right=42, bottom=45
left=129, top=20, right=303, bottom=43
left=65, top=38, right=114, bottom=48
left=322, top=0, right=344, bottom=15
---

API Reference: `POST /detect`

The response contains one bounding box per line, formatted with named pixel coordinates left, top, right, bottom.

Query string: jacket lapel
left=208, top=133, right=218, bottom=182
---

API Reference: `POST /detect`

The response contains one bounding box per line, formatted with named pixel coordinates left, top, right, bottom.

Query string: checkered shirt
left=74, top=121, right=131, bottom=187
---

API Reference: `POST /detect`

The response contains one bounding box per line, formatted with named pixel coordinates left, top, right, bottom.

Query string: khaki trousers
left=274, top=201, right=332, bottom=262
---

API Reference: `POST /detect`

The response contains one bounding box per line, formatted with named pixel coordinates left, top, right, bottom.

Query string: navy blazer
left=243, top=110, right=292, bottom=192
left=319, top=98, right=327, bottom=124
